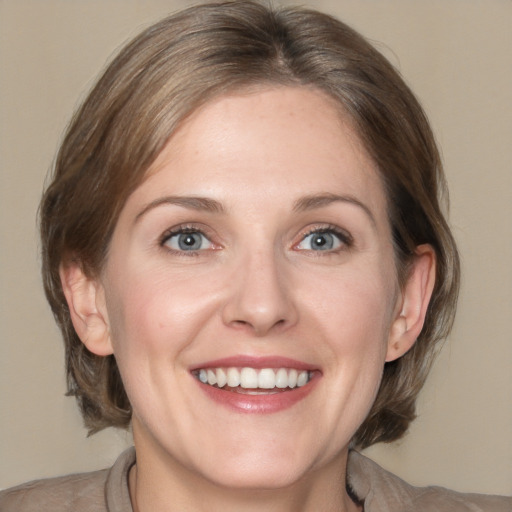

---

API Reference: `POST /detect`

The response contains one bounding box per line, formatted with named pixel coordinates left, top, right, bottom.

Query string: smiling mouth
left=194, top=367, right=312, bottom=393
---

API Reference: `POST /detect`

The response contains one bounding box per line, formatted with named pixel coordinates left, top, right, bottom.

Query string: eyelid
left=165, top=231, right=212, bottom=251
left=159, top=223, right=220, bottom=253
left=293, top=224, right=353, bottom=251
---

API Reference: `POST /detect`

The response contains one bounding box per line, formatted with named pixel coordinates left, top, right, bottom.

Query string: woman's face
left=97, top=87, right=405, bottom=489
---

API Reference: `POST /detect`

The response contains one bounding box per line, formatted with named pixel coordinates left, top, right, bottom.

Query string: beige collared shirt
left=1, top=448, right=510, bottom=511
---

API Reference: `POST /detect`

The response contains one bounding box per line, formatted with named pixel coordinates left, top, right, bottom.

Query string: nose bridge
left=222, top=242, right=297, bottom=336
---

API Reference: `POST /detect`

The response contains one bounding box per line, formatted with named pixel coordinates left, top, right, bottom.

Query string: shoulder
left=0, top=469, right=109, bottom=512
left=347, top=451, right=512, bottom=512
left=411, top=485, right=512, bottom=511
left=0, top=448, right=135, bottom=512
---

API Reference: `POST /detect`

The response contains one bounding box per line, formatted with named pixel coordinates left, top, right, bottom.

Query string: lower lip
left=195, top=375, right=319, bottom=414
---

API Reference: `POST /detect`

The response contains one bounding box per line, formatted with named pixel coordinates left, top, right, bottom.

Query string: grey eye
left=165, top=231, right=212, bottom=251
left=297, top=231, right=342, bottom=251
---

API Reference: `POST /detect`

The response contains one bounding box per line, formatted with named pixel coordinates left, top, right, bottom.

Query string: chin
left=189, top=438, right=335, bottom=492
left=202, top=460, right=310, bottom=491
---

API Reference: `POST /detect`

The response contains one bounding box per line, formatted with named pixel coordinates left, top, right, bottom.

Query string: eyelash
left=296, top=225, right=353, bottom=252
left=158, top=224, right=353, bottom=256
left=159, top=225, right=214, bottom=256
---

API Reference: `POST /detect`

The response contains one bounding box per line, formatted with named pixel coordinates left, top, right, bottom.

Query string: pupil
left=312, top=233, right=333, bottom=250
left=179, top=233, right=201, bottom=250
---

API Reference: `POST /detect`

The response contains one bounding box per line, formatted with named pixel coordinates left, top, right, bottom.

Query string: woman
left=1, top=1, right=509, bottom=510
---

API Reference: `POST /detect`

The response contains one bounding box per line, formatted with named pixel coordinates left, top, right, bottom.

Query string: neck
left=128, top=440, right=361, bottom=512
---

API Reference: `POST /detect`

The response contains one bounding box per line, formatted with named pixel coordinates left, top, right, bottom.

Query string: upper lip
left=190, top=355, right=318, bottom=372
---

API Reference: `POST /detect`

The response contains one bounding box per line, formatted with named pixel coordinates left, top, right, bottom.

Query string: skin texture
left=61, top=87, right=435, bottom=512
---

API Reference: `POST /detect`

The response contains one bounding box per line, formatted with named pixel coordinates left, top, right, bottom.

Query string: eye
left=162, top=229, right=213, bottom=252
left=296, top=228, right=350, bottom=252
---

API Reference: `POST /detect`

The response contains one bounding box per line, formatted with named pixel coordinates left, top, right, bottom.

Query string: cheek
left=326, top=284, right=392, bottom=387
left=104, top=263, right=221, bottom=360
left=305, top=259, right=397, bottom=403
left=306, top=260, right=397, bottom=347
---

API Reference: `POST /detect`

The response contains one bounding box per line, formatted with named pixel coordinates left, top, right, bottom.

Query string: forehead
left=124, top=86, right=388, bottom=223
left=154, top=88, right=377, bottom=179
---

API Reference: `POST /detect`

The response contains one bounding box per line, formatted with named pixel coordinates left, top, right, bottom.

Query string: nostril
left=228, top=317, right=287, bottom=335
left=232, top=320, right=250, bottom=328
left=220, top=267, right=298, bottom=335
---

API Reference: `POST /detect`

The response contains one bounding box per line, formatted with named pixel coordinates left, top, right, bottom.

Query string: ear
left=59, top=261, right=113, bottom=356
left=386, top=244, right=436, bottom=362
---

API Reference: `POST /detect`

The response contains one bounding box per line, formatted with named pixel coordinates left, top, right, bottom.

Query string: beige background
left=1, top=0, right=511, bottom=495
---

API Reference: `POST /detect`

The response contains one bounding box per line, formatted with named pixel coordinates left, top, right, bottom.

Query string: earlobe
left=59, top=262, right=113, bottom=356
left=386, top=244, right=436, bottom=362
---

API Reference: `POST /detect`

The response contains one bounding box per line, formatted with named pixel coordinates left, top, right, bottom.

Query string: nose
left=221, top=249, right=298, bottom=337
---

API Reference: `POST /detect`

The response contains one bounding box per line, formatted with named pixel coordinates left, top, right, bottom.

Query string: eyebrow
left=135, top=196, right=225, bottom=223
left=293, top=193, right=376, bottom=226
left=134, top=192, right=376, bottom=226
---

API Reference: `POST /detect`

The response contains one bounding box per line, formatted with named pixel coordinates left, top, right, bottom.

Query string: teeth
left=258, top=368, right=275, bottom=389
left=196, top=367, right=311, bottom=390
left=216, top=368, right=227, bottom=387
left=227, top=367, right=240, bottom=387
left=297, top=370, right=308, bottom=387
left=275, top=368, right=288, bottom=389
left=288, top=369, right=298, bottom=388
left=207, top=369, right=217, bottom=386
left=241, top=367, right=258, bottom=388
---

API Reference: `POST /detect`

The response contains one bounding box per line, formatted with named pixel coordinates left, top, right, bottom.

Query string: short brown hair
left=40, top=0, right=460, bottom=448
